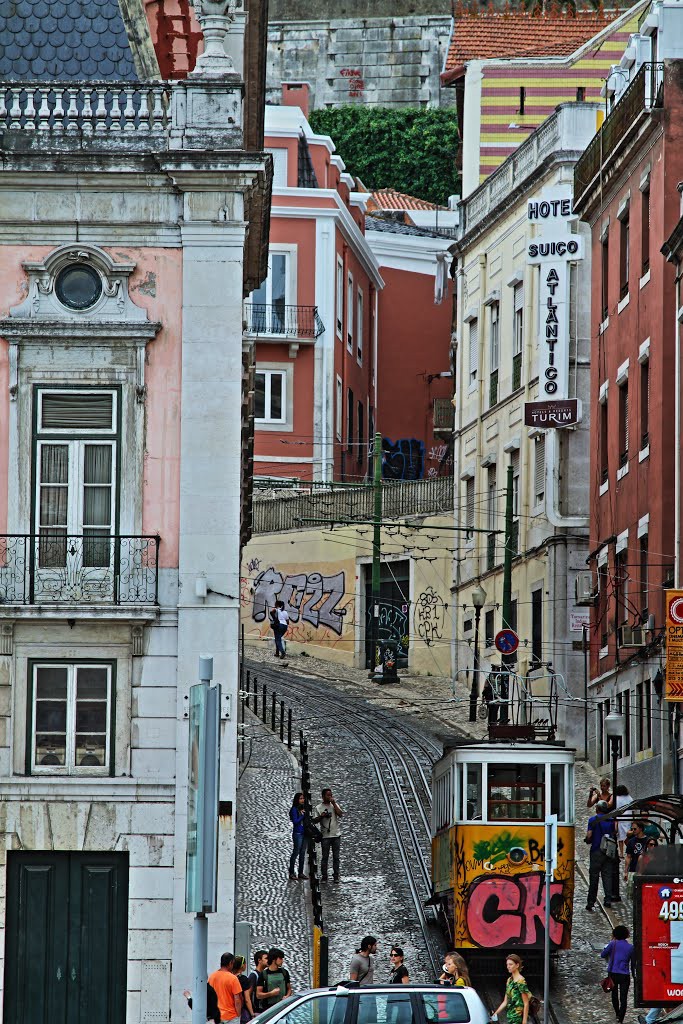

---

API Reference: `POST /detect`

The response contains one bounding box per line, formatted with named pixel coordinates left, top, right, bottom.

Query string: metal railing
left=0, top=534, right=159, bottom=605
left=486, top=532, right=496, bottom=571
left=243, top=303, right=325, bottom=339
left=252, top=475, right=455, bottom=533
left=433, top=397, right=454, bottom=430
left=0, top=82, right=170, bottom=134
left=512, top=353, right=522, bottom=392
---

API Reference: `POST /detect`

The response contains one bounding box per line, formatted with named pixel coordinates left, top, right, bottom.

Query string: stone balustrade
left=0, top=82, right=170, bottom=134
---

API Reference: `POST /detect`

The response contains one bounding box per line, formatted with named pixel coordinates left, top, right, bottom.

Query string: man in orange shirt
left=208, top=953, right=243, bottom=1024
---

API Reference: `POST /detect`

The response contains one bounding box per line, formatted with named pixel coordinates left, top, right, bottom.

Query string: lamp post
left=605, top=708, right=626, bottom=903
left=469, top=584, right=487, bottom=722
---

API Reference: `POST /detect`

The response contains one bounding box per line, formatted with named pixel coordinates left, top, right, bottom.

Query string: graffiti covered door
left=364, top=560, right=410, bottom=668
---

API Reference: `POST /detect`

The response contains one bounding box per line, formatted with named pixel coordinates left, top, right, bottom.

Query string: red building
left=574, top=16, right=683, bottom=788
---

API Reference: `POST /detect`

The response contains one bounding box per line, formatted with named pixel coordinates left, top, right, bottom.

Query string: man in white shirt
left=271, top=600, right=289, bottom=659
left=315, top=787, right=343, bottom=881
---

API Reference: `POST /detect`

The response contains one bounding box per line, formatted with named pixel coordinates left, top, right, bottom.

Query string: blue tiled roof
left=0, top=0, right=138, bottom=81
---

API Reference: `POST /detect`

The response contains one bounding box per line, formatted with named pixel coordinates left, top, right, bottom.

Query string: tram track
left=246, top=661, right=447, bottom=978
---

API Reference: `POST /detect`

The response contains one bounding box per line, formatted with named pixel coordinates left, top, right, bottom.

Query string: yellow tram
left=431, top=737, right=575, bottom=954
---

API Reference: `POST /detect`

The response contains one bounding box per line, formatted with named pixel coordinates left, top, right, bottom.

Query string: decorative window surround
left=638, top=514, right=650, bottom=538
left=616, top=359, right=630, bottom=385
left=506, top=269, right=524, bottom=288
left=617, top=462, right=629, bottom=481
left=639, top=165, right=651, bottom=191
left=463, top=307, right=478, bottom=324
left=597, top=546, right=609, bottom=567
left=639, top=445, right=650, bottom=462
left=600, top=218, right=610, bottom=242
left=599, top=380, right=609, bottom=404
left=638, top=338, right=651, bottom=363
left=481, top=453, right=497, bottom=468
left=616, top=529, right=629, bottom=553
left=484, top=290, right=500, bottom=307
left=617, top=192, right=631, bottom=220
left=617, top=293, right=630, bottom=314
left=639, top=269, right=651, bottom=290
left=599, top=317, right=610, bottom=335
left=599, top=479, right=609, bottom=496
left=503, top=437, right=521, bottom=453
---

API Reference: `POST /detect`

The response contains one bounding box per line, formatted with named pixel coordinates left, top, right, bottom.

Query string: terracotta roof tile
left=443, top=6, right=623, bottom=78
left=368, top=188, right=442, bottom=211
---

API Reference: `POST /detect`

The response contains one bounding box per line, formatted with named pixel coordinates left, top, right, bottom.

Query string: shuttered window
left=469, top=318, right=479, bottom=385
left=465, top=477, right=475, bottom=537
left=534, top=435, right=545, bottom=505
left=619, top=383, right=629, bottom=466
left=489, top=304, right=499, bottom=371
left=513, top=285, right=524, bottom=355
left=40, top=391, right=115, bottom=432
left=511, top=450, right=520, bottom=518
left=486, top=467, right=497, bottom=532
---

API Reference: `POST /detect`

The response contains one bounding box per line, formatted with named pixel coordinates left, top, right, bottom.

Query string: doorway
left=3, top=851, right=129, bottom=1024
left=364, top=560, right=410, bottom=669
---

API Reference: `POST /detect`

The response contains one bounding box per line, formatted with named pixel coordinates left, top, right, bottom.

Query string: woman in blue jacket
left=601, top=925, right=635, bottom=1023
left=289, top=792, right=308, bottom=881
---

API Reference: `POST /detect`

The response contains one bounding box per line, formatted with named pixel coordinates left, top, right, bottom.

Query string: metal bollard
left=246, top=670, right=251, bottom=709
left=253, top=676, right=258, bottom=716
left=262, top=684, right=267, bottom=723
left=279, top=701, right=285, bottom=741
left=271, top=692, right=276, bottom=731
left=287, top=708, right=292, bottom=749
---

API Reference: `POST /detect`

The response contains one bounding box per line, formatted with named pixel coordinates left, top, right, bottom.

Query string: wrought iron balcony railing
left=243, top=303, right=325, bottom=339
left=433, top=397, right=454, bottom=430
left=0, top=534, right=159, bottom=606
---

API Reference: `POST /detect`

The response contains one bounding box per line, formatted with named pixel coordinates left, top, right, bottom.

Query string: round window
left=55, top=264, right=102, bottom=311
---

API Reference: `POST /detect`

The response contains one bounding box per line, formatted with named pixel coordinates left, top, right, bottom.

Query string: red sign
left=635, top=877, right=683, bottom=1006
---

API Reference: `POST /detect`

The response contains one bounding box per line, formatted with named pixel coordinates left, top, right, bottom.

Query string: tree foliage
left=308, top=106, right=460, bottom=206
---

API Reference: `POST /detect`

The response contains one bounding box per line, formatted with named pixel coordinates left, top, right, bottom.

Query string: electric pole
left=500, top=464, right=514, bottom=722
left=370, top=431, right=382, bottom=677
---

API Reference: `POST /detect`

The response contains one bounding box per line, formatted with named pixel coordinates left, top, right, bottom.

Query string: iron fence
left=0, top=534, right=159, bottom=605
left=243, top=303, right=325, bottom=339
left=252, top=475, right=455, bottom=534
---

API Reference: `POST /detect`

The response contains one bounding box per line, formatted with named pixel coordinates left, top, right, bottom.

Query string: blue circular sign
left=495, top=629, right=519, bottom=655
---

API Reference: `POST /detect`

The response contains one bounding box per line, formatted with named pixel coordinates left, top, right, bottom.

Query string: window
left=601, top=231, right=609, bottom=320
left=619, top=212, right=630, bottom=299
left=617, top=690, right=631, bottom=758
left=513, top=285, right=523, bottom=389
left=465, top=477, right=475, bottom=540
left=641, top=186, right=650, bottom=274
left=357, top=399, right=364, bottom=467
left=489, top=302, right=499, bottom=407
left=636, top=680, right=652, bottom=751
left=347, top=387, right=354, bottom=454
left=420, top=991, right=470, bottom=1024
left=576, top=86, right=586, bottom=101
left=250, top=253, right=288, bottom=334
left=275, top=995, right=346, bottom=1024
left=598, top=699, right=610, bottom=766
left=550, top=763, right=566, bottom=820
left=346, top=272, right=354, bottom=352
left=336, top=257, right=343, bottom=338
left=335, top=376, right=342, bottom=440
left=35, top=390, right=117, bottom=571
left=600, top=397, right=609, bottom=484
left=55, top=264, right=102, bottom=311
left=641, top=358, right=650, bottom=449
left=518, top=86, right=525, bottom=114
left=30, top=662, right=112, bottom=774
left=357, top=289, right=363, bottom=364
left=255, top=370, right=285, bottom=423
left=618, top=382, right=629, bottom=467
left=488, top=763, right=544, bottom=820
left=615, top=548, right=628, bottom=625
left=465, top=763, right=482, bottom=819
left=598, top=563, right=609, bottom=650
left=511, top=450, right=520, bottom=555
left=486, top=466, right=497, bottom=569
left=485, top=608, right=495, bottom=648
left=265, top=147, right=288, bottom=188
left=533, top=435, right=545, bottom=505
left=468, top=318, right=479, bottom=386
left=356, top=993, right=415, bottom=1024
left=640, top=534, right=649, bottom=619
left=531, top=587, right=542, bottom=667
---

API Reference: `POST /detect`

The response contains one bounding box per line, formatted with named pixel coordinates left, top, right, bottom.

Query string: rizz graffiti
left=252, top=567, right=347, bottom=635
left=382, top=437, right=425, bottom=480
left=414, top=587, right=445, bottom=645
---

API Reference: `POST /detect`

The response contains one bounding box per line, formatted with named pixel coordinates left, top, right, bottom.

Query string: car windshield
left=256, top=996, right=301, bottom=1024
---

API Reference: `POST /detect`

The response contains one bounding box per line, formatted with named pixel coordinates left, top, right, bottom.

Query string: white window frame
left=490, top=302, right=500, bottom=372
left=513, top=285, right=524, bottom=357
left=336, top=376, right=343, bottom=440
left=254, top=369, right=287, bottom=424
left=468, top=318, right=479, bottom=389
left=533, top=434, right=545, bottom=507
left=30, top=661, right=112, bottom=776
left=357, top=288, right=364, bottom=365
left=336, top=257, right=344, bottom=339
left=346, top=271, right=354, bottom=352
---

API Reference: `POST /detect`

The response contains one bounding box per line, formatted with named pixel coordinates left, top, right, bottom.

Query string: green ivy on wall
left=308, top=106, right=460, bottom=207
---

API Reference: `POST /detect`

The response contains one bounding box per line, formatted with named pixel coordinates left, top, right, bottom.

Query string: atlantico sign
left=525, top=187, right=584, bottom=424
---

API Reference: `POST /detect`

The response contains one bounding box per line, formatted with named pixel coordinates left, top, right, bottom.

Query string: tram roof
left=440, top=736, right=572, bottom=754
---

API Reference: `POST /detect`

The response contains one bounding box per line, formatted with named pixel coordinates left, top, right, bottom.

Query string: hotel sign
left=526, top=186, right=584, bottom=415
left=524, top=399, right=581, bottom=428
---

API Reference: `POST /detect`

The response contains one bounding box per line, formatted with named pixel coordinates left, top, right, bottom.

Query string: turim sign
left=526, top=186, right=584, bottom=405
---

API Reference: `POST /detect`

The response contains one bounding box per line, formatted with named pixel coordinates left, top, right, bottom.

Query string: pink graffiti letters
left=466, top=872, right=566, bottom=947
left=252, top=566, right=347, bottom=635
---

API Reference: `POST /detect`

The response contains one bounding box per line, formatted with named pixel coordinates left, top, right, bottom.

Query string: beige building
left=451, top=103, right=601, bottom=746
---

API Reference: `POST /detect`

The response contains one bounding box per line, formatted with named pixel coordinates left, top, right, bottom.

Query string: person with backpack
left=269, top=601, right=289, bottom=660
left=183, top=983, right=221, bottom=1024
left=256, top=948, right=291, bottom=1007
left=349, top=936, right=377, bottom=985
left=491, top=955, right=531, bottom=1024
left=601, top=925, right=635, bottom=1024
left=585, top=799, right=617, bottom=910
left=231, top=957, right=254, bottom=1023
left=246, top=951, right=267, bottom=1015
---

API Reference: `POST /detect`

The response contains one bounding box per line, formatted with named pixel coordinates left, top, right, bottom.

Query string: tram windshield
left=488, top=764, right=544, bottom=820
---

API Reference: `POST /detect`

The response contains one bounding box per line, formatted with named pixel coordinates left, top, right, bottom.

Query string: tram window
left=466, top=764, right=482, bottom=819
left=550, top=764, right=566, bottom=820
left=420, top=992, right=470, bottom=1024
left=488, top=764, right=544, bottom=820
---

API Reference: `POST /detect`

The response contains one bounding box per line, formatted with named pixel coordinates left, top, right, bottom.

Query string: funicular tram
left=431, top=670, right=575, bottom=972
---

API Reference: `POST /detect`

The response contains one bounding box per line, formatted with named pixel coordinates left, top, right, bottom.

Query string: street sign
left=524, top=399, right=581, bottom=428
left=634, top=876, right=683, bottom=1006
left=666, top=591, right=683, bottom=702
left=495, top=629, right=519, bottom=655
left=185, top=671, right=221, bottom=914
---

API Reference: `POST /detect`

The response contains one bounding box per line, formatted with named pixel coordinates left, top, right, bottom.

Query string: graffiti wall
left=447, top=824, right=575, bottom=949
left=241, top=516, right=453, bottom=674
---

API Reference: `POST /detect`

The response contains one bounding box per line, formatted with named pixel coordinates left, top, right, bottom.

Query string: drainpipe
left=452, top=259, right=464, bottom=685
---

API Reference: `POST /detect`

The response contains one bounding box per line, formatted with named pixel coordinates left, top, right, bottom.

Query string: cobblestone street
left=238, top=644, right=646, bottom=1023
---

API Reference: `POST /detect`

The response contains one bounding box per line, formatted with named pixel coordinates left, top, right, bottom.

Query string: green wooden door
left=4, top=851, right=129, bottom=1024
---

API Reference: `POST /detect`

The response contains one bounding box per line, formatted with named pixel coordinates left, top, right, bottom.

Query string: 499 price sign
left=635, top=877, right=683, bottom=1006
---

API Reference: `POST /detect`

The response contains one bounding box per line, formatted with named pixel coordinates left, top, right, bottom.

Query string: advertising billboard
left=635, top=876, right=683, bottom=1006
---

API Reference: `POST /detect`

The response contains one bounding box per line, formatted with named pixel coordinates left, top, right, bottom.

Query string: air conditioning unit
left=618, top=625, right=647, bottom=648
left=575, top=571, right=596, bottom=605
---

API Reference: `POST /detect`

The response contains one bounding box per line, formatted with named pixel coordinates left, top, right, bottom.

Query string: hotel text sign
left=526, top=187, right=584, bottom=409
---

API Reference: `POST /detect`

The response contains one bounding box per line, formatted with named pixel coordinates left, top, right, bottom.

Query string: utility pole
left=370, top=431, right=382, bottom=677
left=500, top=464, right=514, bottom=722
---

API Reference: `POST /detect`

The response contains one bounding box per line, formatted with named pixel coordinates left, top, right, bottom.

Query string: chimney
left=281, top=81, right=311, bottom=119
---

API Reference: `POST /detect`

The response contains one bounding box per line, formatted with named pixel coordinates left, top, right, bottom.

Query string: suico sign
left=526, top=186, right=584, bottom=413
left=665, top=591, right=683, bottom=701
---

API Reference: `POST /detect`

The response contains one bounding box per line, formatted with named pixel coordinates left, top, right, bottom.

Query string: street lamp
left=605, top=707, right=626, bottom=903
left=469, top=583, right=487, bottom=722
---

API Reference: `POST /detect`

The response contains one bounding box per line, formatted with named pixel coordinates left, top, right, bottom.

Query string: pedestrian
left=624, top=820, right=648, bottom=895
left=272, top=600, right=289, bottom=660
left=184, top=983, right=221, bottom=1024
left=289, top=792, right=308, bottom=881
left=491, top=954, right=530, bottom=1024
left=389, top=947, right=410, bottom=984
left=601, top=925, right=635, bottom=1024
left=256, top=948, right=291, bottom=1007
left=614, top=784, right=631, bottom=858
left=247, top=951, right=268, bottom=1015
left=482, top=678, right=499, bottom=724
left=349, top=936, right=377, bottom=985
left=208, top=953, right=244, bottom=1024
left=588, top=777, right=613, bottom=809
left=316, top=787, right=343, bottom=882
left=585, top=799, right=617, bottom=910
left=440, top=952, right=470, bottom=987
left=640, top=810, right=661, bottom=840
left=231, top=957, right=254, bottom=1023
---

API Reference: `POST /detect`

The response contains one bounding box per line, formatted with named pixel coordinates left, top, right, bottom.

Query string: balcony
left=433, top=397, right=454, bottom=431
left=512, top=353, right=522, bottom=392
left=0, top=535, right=159, bottom=607
left=243, top=303, right=325, bottom=341
left=487, top=532, right=496, bottom=571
